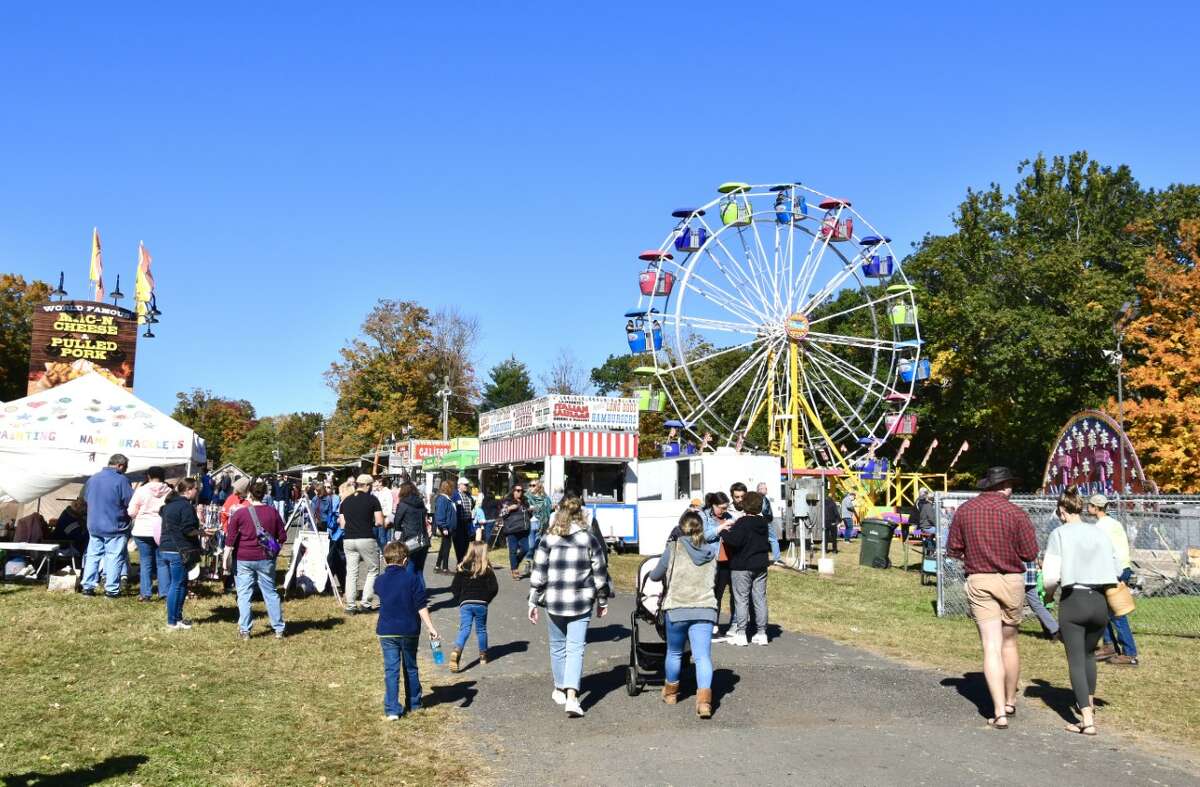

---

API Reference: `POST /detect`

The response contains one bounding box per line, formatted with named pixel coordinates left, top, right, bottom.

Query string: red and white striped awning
left=479, top=430, right=638, bottom=465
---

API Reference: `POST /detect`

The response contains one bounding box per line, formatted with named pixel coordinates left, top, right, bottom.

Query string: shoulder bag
left=247, top=504, right=282, bottom=560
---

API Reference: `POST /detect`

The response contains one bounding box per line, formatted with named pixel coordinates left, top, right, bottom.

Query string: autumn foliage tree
left=1119, top=219, right=1200, bottom=493
left=0, top=274, right=51, bottom=401
left=172, top=389, right=257, bottom=466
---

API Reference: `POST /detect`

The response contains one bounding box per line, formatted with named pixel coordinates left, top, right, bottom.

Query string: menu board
left=27, top=300, right=138, bottom=394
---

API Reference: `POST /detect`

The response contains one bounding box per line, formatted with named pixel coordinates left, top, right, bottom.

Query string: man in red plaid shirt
left=946, top=466, right=1038, bottom=730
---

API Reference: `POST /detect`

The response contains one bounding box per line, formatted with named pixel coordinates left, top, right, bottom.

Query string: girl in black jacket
left=448, top=541, right=499, bottom=672
left=393, top=481, right=430, bottom=575
left=159, top=478, right=202, bottom=630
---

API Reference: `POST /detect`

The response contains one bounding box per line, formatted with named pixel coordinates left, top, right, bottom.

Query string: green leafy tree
left=0, top=274, right=51, bottom=401
left=480, top=356, right=536, bottom=412
left=590, top=353, right=640, bottom=396
left=227, top=419, right=278, bottom=476
left=902, top=151, right=1161, bottom=483
left=172, top=389, right=257, bottom=466
left=274, top=411, right=325, bottom=467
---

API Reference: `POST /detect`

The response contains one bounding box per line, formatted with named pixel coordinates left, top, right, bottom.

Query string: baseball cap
left=233, top=477, right=250, bottom=495
left=355, top=473, right=374, bottom=486
left=457, top=477, right=470, bottom=486
left=1088, top=493, right=1109, bottom=508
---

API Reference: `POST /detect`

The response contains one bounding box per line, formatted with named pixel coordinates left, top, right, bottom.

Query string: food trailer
left=478, top=395, right=640, bottom=548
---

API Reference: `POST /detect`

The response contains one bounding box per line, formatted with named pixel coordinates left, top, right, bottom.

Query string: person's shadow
left=588, top=623, right=630, bottom=643
left=425, top=680, right=477, bottom=709
left=939, top=672, right=992, bottom=719
left=478, top=639, right=528, bottom=663
left=3, top=753, right=148, bottom=786
left=1025, top=678, right=1107, bottom=722
left=579, top=665, right=627, bottom=711
left=285, top=616, right=344, bottom=636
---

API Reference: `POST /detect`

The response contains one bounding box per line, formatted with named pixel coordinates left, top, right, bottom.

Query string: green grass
left=609, top=541, right=1200, bottom=752
left=0, top=572, right=480, bottom=786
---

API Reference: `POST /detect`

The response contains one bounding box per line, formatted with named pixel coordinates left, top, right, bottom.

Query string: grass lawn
left=0, top=565, right=478, bottom=786
left=609, top=539, right=1200, bottom=753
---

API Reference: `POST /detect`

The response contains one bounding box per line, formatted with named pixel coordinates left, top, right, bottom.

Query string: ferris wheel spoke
left=747, top=218, right=784, bottom=317
left=657, top=337, right=762, bottom=375
left=668, top=313, right=764, bottom=336
left=671, top=263, right=772, bottom=327
left=806, top=343, right=893, bottom=400
left=697, top=215, right=775, bottom=313
left=806, top=288, right=911, bottom=327
left=789, top=222, right=828, bottom=311
left=679, top=340, right=775, bottom=425
left=799, top=359, right=863, bottom=444
left=806, top=331, right=902, bottom=351
left=798, top=258, right=867, bottom=316
left=803, top=353, right=877, bottom=435
left=727, top=339, right=779, bottom=443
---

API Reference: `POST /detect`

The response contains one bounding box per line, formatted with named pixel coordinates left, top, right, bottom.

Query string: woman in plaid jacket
left=528, top=496, right=611, bottom=719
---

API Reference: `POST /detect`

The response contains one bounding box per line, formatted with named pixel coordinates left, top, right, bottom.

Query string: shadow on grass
left=2, top=753, right=148, bottom=786
left=196, top=605, right=240, bottom=624
left=1024, top=678, right=1107, bottom=722
left=425, top=679, right=477, bottom=709
left=939, top=672, right=992, bottom=719
left=286, top=616, right=346, bottom=636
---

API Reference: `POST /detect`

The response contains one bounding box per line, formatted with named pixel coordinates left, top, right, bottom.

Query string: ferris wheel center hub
left=785, top=313, right=811, bottom=341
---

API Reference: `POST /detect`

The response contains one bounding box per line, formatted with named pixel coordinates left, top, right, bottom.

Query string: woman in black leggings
left=1042, top=488, right=1121, bottom=736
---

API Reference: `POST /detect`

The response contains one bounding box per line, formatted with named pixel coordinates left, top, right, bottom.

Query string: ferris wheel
left=625, top=181, right=929, bottom=473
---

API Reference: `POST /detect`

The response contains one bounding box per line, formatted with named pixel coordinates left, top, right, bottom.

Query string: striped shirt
left=528, top=525, right=611, bottom=618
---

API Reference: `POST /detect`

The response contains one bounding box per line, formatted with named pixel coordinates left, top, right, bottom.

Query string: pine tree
left=480, top=356, right=536, bottom=412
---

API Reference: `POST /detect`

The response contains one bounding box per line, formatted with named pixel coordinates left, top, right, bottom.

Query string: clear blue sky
left=3, top=2, right=1198, bottom=418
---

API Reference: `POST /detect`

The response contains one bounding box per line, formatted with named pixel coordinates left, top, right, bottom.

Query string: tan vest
left=662, top=541, right=717, bottom=611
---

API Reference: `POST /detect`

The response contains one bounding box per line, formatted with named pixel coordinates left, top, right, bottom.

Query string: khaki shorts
left=965, top=573, right=1025, bottom=626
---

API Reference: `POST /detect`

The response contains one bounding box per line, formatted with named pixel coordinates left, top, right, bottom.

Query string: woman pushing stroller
left=648, top=509, right=720, bottom=718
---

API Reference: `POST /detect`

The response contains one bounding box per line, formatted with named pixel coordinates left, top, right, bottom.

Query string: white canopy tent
left=0, top=373, right=206, bottom=503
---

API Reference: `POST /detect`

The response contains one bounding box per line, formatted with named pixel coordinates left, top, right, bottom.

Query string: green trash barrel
left=858, top=518, right=895, bottom=569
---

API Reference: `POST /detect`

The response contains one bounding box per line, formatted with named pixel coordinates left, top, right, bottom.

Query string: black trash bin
left=858, top=519, right=895, bottom=569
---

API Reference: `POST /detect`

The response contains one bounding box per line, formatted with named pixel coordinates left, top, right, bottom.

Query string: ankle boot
left=479, top=650, right=488, bottom=665
left=662, top=681, right=680, bottom=704
left=696, top=688, right=713, bottom=719
left=449, top=649, right=461, bottom=673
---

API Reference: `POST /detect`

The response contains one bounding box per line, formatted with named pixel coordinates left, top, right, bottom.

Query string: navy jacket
left=159, top=496, right=202, bottom=553
left=376, top=564, right=429, bottom=636
left=84, top=467, right=133, bottom=537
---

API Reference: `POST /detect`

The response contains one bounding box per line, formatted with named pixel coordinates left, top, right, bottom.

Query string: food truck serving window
left=565, top=461, right=624, bottom=503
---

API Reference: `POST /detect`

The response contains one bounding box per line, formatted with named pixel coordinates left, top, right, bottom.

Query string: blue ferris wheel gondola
left=625, top=308, right=663, bottom=354
left=769, top=184, right=808, bottom=224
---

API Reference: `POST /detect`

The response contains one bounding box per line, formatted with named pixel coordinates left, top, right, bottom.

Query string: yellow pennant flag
left=89, top=228, right=104, bottom=301
left=134, top=241, right=155, bottom=323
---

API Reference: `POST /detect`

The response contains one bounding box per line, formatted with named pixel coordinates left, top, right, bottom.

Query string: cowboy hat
left=976, top=466, right=1020, bottom=490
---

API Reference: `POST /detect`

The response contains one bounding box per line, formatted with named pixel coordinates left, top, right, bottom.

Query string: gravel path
left=418, top=562, right=1198, bottom=787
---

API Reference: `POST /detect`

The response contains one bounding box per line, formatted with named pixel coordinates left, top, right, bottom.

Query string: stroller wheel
left=626, top=665, right=640, bottom=696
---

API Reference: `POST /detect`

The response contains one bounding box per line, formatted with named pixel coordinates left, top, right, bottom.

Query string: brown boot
left=479, top=650, right=488, bottom=665
left=449, top=649, right=461, bottom=673
left=662, top=681, right=680, bottom=705
left=696, top=688, right=713, bottom=719
left=1094, top=644, right=1116, bottom=661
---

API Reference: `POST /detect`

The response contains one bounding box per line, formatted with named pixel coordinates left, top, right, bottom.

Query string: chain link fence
left=934, top=493, right=1200, bottom=637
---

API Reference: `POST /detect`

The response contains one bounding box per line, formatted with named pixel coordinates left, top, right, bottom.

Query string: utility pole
left=437, top=376, right=452, bottom=440
left=1112, top=300, right=1137, bottom=497
left=316, top=427, right=326, bottom=464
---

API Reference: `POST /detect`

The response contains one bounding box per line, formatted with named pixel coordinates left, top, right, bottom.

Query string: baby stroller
left=626, top=556, right=687, bottom=695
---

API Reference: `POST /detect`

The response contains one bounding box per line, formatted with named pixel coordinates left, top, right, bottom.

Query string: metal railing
left=934, top=493, right=1200, bottom=637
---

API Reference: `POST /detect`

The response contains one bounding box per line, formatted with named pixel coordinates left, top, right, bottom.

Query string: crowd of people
left=38, top=453, right=1143, bottom=735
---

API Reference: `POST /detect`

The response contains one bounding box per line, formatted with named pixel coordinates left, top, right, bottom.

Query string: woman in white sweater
left=1042, top=488, right=1122, bottom=736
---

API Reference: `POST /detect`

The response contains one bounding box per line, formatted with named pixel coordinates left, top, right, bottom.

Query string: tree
left=274, top=411, right=325, bottom=468
left=427, top=306, right=481, bottom=430
left=324, top=300, right=445, bottom=457
left=590, top=353, right=640, bottom=396
left=227, top=419, right=278, bottom=476
left=540, top=348, right=590, bottom=395
left=1120, top=219, right=1200, bottom=492
left=0, top=274, right=51, bottom=401
left=172, top=389, right=257, bottom=466
left=901, top=151, right=1162, bottom=484
left=480, top=356, right=536, bottom=412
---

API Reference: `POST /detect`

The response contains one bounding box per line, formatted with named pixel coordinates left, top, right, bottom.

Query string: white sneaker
left=564, top=698, right=584, bottom=717
left=385, top=714, right=399, bottom=721
left=551, top=689, right=567, bottom=706
left=751, top=632, right=768, bottom=646
left=712, top=624, right=720, bottom=635
left=171, top=620, right=193, bottom=630
left=727, top=632, right=748, bottom=647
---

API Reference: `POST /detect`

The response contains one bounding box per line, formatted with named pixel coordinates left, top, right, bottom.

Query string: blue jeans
left=161, top=551, right=188, bottom=625
left=507, top=534, right=529, bottom=570
left=1102, top=568, right=1138, bottom=657
left=374, top=526, right=390, bottom=550
left=82, top=534, right=129, bottom=595
left=405, top=547, right=428, bottom=575
left=665, top=615, right=714, bottom=689
left=547, top=612, right=590, bottom=691
left=133, top=535, right=169, bottom=599
left=843, top=517, right=855, bottom=541
left=380, top=636, right=422, bottom=716
left=235, top=558, right=285, bottom=634
left=768, top=521, right=781, bottom=561
left=529, top=519, right=541, bottom=555
left=454, top=603, right=489, bottom=653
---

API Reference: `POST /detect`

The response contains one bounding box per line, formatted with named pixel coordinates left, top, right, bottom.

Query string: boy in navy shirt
left=376, top=541, right=440, bottom=719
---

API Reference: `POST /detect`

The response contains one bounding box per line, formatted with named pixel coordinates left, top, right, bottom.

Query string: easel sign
left=283, top=530, right=342, bottom=606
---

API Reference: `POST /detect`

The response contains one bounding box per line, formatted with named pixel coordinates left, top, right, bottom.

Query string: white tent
left=0, top=373, right=206, bottom=503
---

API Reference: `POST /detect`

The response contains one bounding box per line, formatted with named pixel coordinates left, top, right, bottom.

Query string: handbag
left=247, top=504, right=281, bottom=559
left=1105, top=582, right=1136, bottom=617
left=501, top=505, right=529, bottom=536
left=403, top=530, right=431, bottom=552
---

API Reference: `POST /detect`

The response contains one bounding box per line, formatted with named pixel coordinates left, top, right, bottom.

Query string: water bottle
left=430, top=636, right=445, bottom=666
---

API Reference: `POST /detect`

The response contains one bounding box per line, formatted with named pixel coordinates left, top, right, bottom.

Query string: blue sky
left=3, top=2, right=1198, bottom=417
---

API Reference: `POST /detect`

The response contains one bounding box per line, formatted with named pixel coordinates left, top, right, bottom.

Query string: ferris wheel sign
left=480, top=395, right=639, bottom=440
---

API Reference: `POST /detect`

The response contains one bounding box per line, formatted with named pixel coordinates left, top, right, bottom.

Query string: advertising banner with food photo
left=27, top=300, right=139, bottom=394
